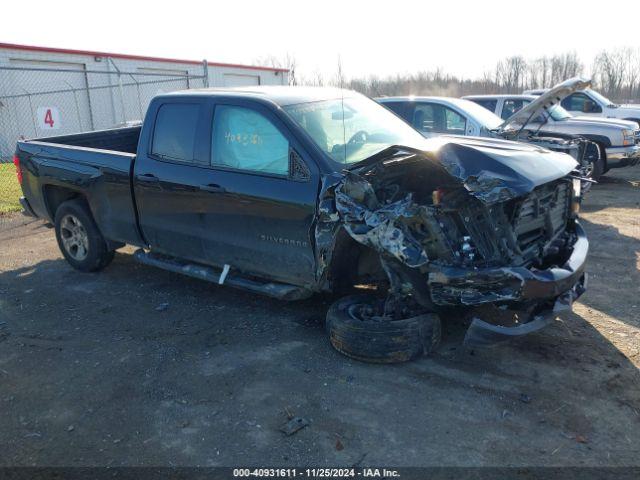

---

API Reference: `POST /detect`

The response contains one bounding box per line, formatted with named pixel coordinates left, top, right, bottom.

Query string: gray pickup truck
left=14, top=86, right=588, bottom=363
left=464, top=79, right=640, bottom=176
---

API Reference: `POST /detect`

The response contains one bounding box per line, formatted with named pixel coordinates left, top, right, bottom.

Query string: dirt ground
left=0, top=167, right=638, bottom=468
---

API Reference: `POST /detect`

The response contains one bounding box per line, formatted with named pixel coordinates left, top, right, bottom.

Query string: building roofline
left=0, top=42, right=289, bottom=73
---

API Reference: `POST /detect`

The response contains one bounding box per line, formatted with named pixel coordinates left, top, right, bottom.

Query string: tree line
left=257, top=48, right=640, bottom=102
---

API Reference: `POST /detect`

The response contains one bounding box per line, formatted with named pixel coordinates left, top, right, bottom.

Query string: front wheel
left=54, top=199, right=114, bottom=272
left=326, top=294, right=441, bottom=363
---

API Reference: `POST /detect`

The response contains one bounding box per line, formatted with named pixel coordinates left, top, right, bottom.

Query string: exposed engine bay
left=325, top=141, right=588, bottom=346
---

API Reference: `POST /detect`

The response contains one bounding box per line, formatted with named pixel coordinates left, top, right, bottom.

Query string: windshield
left=460, top=100, right=503, bottom=130
left=283, top=95, right=425, bottom=164
left=587, top=89, right=616, bottom=107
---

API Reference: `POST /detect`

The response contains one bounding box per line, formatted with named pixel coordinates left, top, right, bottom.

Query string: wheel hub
left=60, top=214, right=89, bottom=261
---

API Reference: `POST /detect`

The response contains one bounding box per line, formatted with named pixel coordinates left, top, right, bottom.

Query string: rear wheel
left=326, top=294, right=441, bottom=363
left=54, top=199, right=114, bottom=272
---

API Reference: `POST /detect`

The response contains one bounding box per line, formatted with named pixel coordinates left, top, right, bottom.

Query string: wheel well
left=592, top=141, right=608, bottom=172
left=328, top=229, right=385, bottom=293
left=43, top=185, right=85, bottom=220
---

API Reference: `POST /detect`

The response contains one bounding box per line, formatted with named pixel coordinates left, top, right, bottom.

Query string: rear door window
left=211, top=105, right=290, bottom=176
left=151, top=103, right=201, bottom=163
left=471, top=99, right=498, bottom=114
left=381, top=102, right=409, bottom=118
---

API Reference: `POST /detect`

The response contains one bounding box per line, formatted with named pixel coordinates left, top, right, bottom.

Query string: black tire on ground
left=326, top=294, right=441, bottom=363
left=54, top=199, right=115, bottom=272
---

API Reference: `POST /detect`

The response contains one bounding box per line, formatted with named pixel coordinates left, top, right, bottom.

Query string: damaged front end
left=328, top=139, right=588, bottom=347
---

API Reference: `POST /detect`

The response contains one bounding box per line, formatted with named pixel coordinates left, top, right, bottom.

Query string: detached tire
left=326, top=294, right=441, bottom=363
left=54, top=199, right=114, bottom=272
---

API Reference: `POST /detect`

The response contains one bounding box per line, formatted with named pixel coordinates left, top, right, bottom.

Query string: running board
left=133, top=249, right=311, bottom=301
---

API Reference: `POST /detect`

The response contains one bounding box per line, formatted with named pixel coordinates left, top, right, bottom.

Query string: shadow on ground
left=0, top=244, right=638, bottom=467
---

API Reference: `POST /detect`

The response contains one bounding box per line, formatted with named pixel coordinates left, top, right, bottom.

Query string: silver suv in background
left=377, top=78, right=605, bottom=180
left=464, top=91, right=640, bottom=172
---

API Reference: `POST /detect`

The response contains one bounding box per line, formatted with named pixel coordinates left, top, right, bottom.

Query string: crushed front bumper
left=606, top=145, right=640, bottom=168
left=463, top=274, right=586, bottom=347
left=428, top=222, right=588, bottom=346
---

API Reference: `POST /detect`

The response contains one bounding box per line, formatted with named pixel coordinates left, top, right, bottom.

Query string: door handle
left=199, top=183, right=226, bottom=193
left=136, top=173, right=159, bottom=183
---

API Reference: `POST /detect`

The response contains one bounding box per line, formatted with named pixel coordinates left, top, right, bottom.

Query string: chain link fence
left=0, top=64, right=207, bottom=212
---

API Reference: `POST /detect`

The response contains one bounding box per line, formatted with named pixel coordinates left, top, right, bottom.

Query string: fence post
left=203, top=60, right=209, bottom=88
left=64, top=80, right=83, bottom=131
left=22, top=88, right=38, bottom=137
left=117, top=72, right=126, bottom=124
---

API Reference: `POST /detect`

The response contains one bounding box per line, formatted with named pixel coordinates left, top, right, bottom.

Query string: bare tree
left=253, top=53, right=298, bottom=86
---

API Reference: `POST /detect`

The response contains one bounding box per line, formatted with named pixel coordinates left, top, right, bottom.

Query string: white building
left=0, top=42, right=288, bottom=159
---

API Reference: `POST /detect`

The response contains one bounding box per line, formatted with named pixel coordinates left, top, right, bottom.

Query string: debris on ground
left=574, top=434, right=589, bottom=444
left=155, top=302, right=169, bottom=312
left=280, top=417, right=310, bottom=436
left=519, top=393, right=532, bottom=404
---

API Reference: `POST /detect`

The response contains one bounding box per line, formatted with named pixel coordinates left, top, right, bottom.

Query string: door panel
left=134, top=158, right=212, bottom=263
left=202, top=102, right=319, bottom=286
left=133, top=100, right=212, bottom=263
left=199, top=168, right=318, bottom=286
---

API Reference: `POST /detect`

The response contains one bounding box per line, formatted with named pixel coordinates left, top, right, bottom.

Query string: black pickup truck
left=14, top=86, right=588, bottom=363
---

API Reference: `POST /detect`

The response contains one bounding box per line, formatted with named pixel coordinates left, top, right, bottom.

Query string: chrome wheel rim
left=60, top=214, right=89, bottom=261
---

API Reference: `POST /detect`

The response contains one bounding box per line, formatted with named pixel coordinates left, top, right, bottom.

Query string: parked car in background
left=524, top=86, right=640, bottom=125
left=464, top=91, right=640, bottom=174
left=14, top=86, right=588, bottom=362
left=377, top=78, right=603, bottom=179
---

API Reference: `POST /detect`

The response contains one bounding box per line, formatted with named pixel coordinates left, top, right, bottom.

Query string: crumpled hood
left=499, top=77, right=592, bottom=132
left=569, top=116, right=638, bottom=129
left=418, top=136, right=575, bottom=203
left=333, top=136, right=577, bottom=270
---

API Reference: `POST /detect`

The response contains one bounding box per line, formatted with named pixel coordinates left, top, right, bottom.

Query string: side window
left=151, top=103, right=201, bottom=163
left=412, top=103, right=436, bottom=132
left=562, top=93, right=601, bottom=113
left=472, top=99, right=498, bottom=113
left=413, top=103, right=466, bottom=134
left=381, top=102, right=408, bottom=118
left=444, top=108, right=466, bottom=134
left=501, top=99, right=525, bottom=119
left=211, top=105, right=289, bottom=176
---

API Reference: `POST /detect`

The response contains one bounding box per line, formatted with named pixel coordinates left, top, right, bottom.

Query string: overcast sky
left=3, top=0, right=638, bottom=80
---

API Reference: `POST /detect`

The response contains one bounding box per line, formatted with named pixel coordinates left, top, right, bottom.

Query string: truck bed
left=16, top=126, right=143, bottom=247
left=30, top=125, right=141, bottom=154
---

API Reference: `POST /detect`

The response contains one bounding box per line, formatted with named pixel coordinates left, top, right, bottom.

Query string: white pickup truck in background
left=463, top=91, right=640, bottom=172
left=524, top=87, right=640, bottom=125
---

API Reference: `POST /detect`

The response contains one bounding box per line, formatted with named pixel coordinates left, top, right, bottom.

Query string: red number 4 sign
left=37, top=107, right=60, bottom=130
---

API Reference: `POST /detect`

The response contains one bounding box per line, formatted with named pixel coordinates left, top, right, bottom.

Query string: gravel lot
left=0, top=167, right=638, bottom=467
